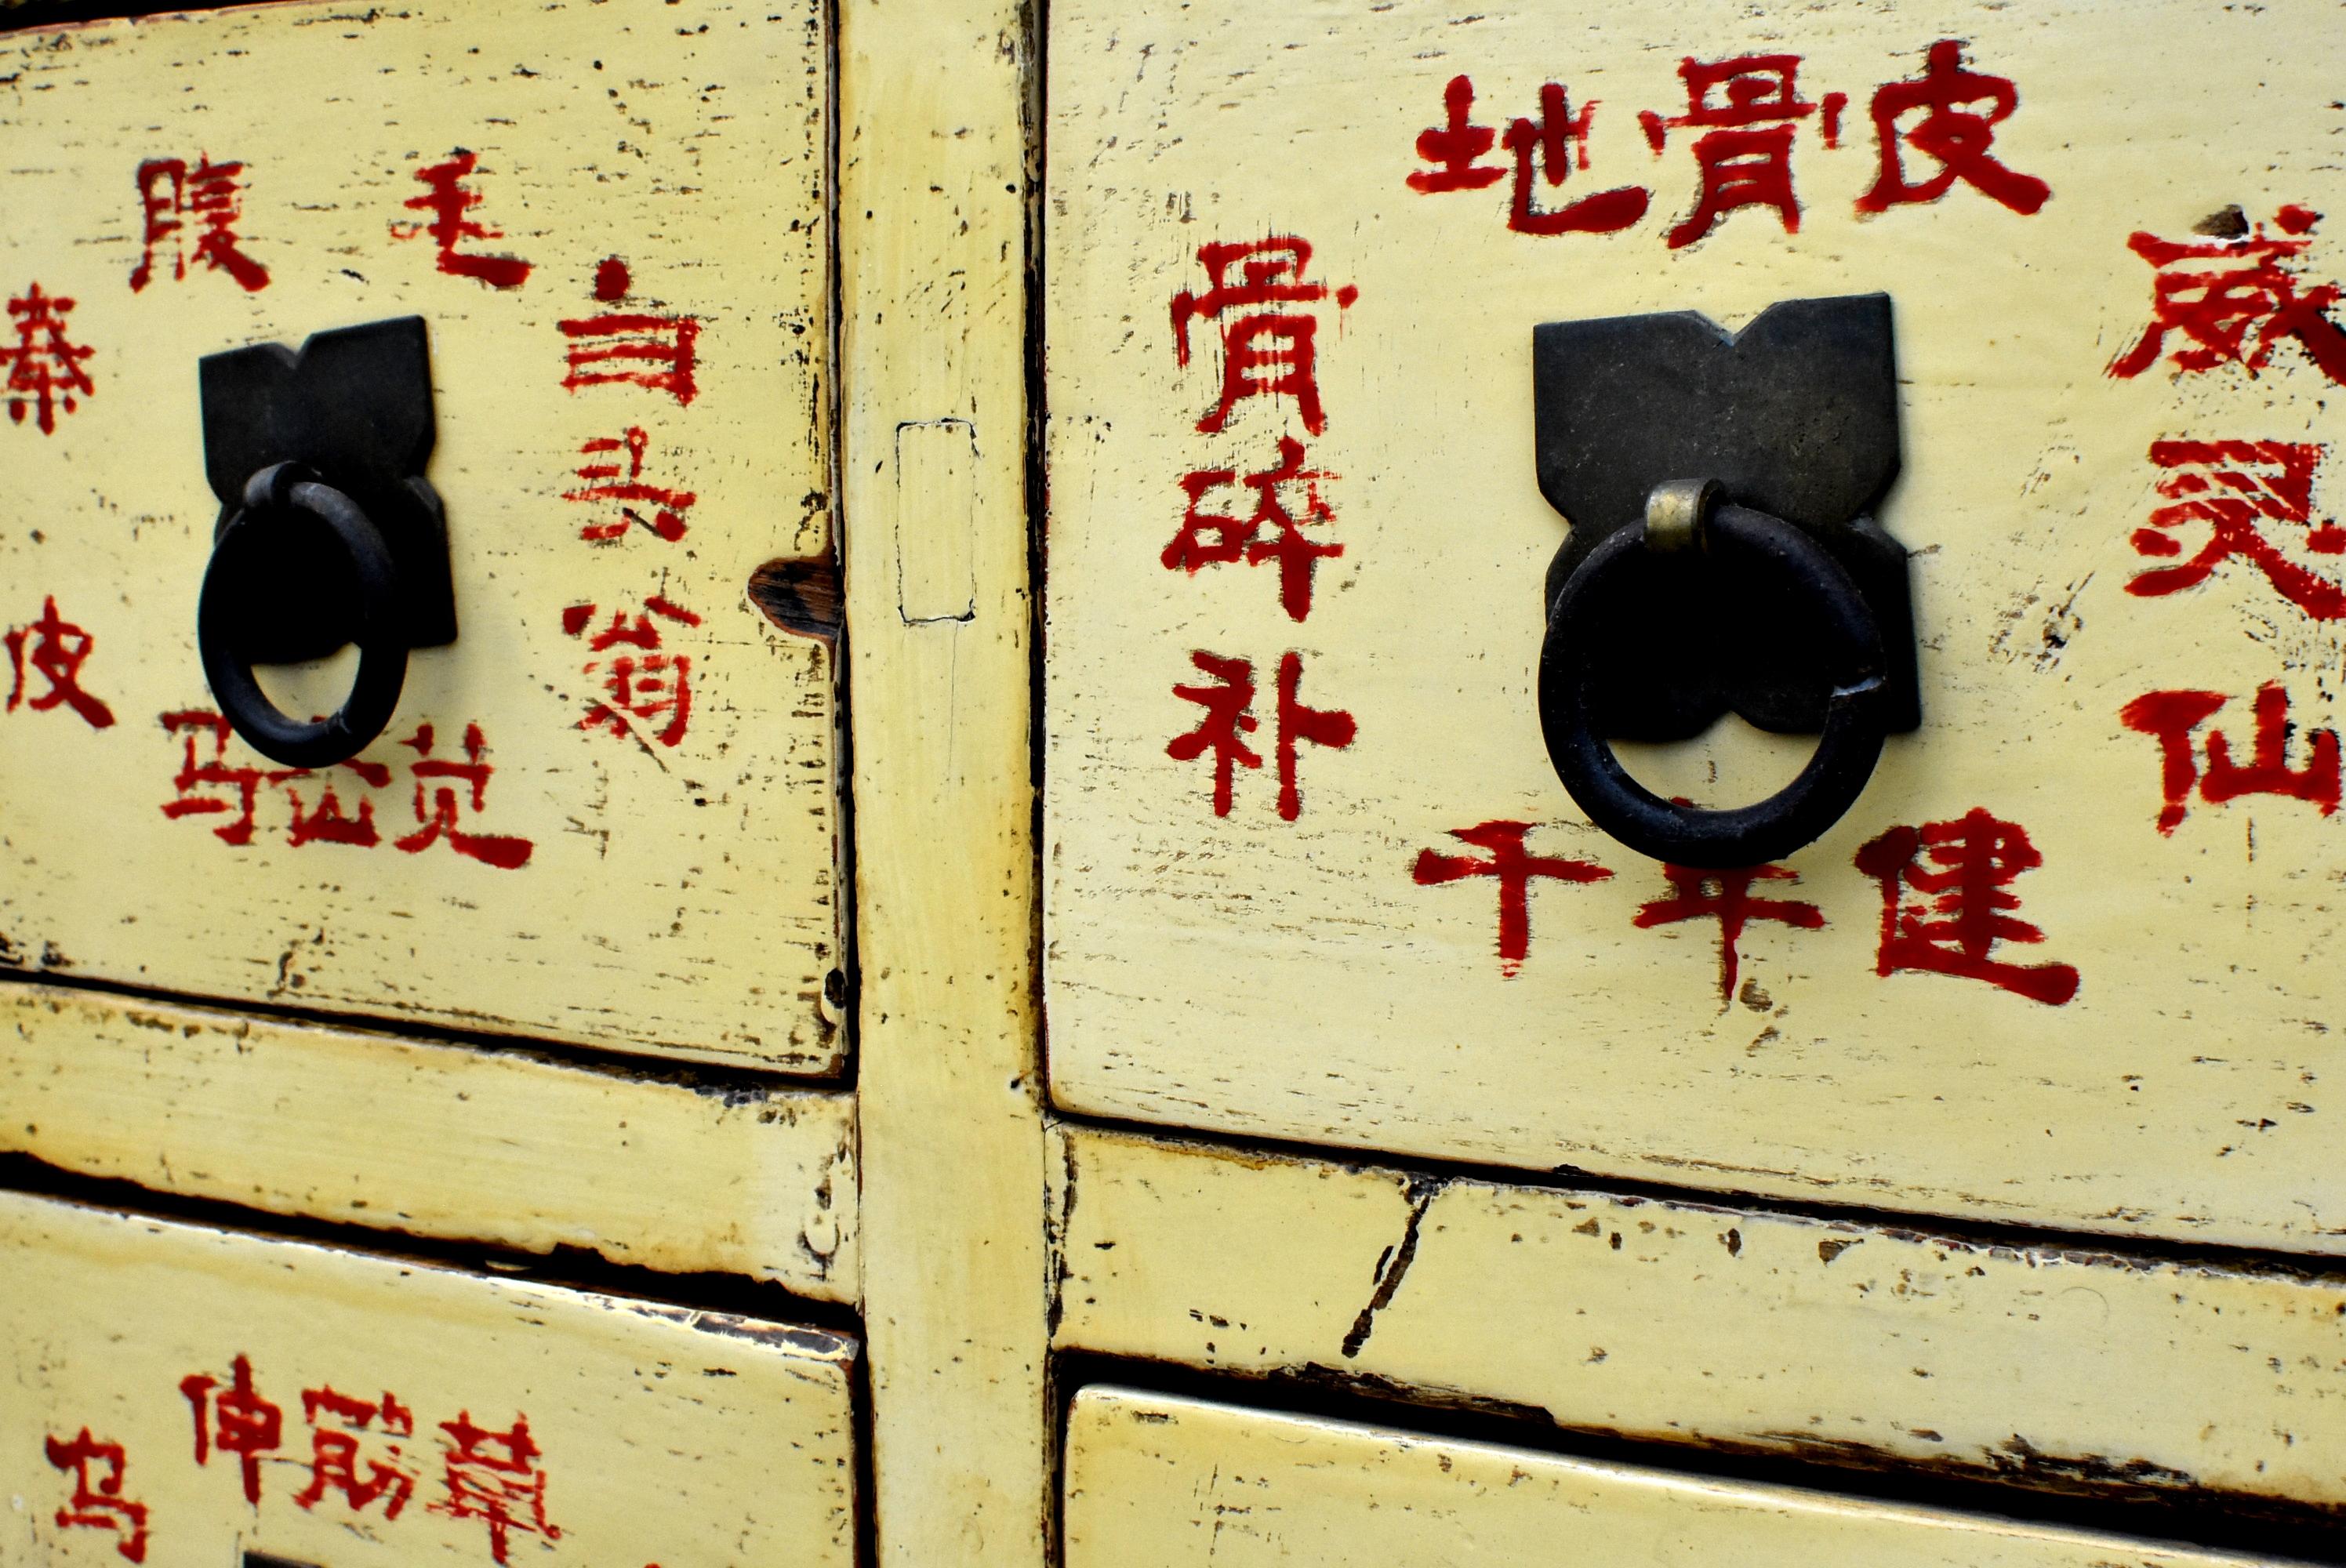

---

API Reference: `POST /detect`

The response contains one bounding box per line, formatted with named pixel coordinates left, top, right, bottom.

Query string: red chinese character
left=394, top=722, right=535, bottom=869
left=1166, top=650, right=1355, bottom=821
left=564, top=426, right=696, bottom=542
left=1413, top=819, right=1612, bottom=977
left=1855, top=40, right=2048, bottom=216
left=391, top=150, right=534, bottom=290
left=294, top=1386, right=418, bottom=1519
left=1409, top=74, right=1505, bottom=191
left=1501, top=83, right=1651, bottom=236
left=430, top=1411, right=560, bottom=1566
left=1632, top=861, right=1824, bottom=1000
left=559, top=266, right=700, bottom=406
left=180, top=1354, right=284, bottom=1504
left=2121, top=684, right=2341, bottom=834
left=2, top=283, right=95, bottom=435
left=1165, top=436, right=1342, bottom=621
left=1854, top=809, right=2079, bottom=1005
left=130, top=156, right=271, bottom=293
left=1639, top=55, right=1837, bottom=249
left=2128, top=439, right=2342, bottom=619
left=2108, top=207, right=2346, bottom=384
left=281, top=757, right=395, bottom=848
left=561, top=596, right=701, bottom=748
left=5, top=596, right=117, bottom=728
left=1167, top=650, right=1259, bottom=817
left=1170, top=238, right=1356, bottom=435
left=160, top=710, right=271, bottom=845
left=44, top=1430, right=149, bottom=1563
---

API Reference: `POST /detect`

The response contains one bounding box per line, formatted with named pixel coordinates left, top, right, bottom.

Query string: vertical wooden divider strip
left=840, top=1, right=1052, bottom=1563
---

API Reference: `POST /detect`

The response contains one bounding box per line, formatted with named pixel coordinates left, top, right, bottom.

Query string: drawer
left=1062, top=1386, right=2271, bottom=1568
left=1051, top=1126, right=2346, bottom=1528
left=1, top=982, right=856, bottom=1296
left=0, top=1188, right=858, bottom=1566
left=1042, top=0, right=2346, bottom=1248
left=0, top=0, right=842, bottom=1072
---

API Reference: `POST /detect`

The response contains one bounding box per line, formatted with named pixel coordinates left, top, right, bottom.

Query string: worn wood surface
left=1064, top=1386, right=2281, bottom=1568
left=839, top=0, right=1053, bottom=1562
left=0, top=1188, right=858, bottom=1566
left=1042, top=0, right=2346, bottom=1250
left=1051, top=1125, right=2346, bottom=1519
left=1, top=980, right=857, bottom=1298
left=0, top=0, right=843, bottom=1072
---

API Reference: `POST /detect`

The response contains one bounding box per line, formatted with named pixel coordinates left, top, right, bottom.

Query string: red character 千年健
left=1632, top=860, right=1824, bottom=1000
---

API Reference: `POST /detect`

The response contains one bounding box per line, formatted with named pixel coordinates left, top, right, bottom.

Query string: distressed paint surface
left=1044, top=0, right=2346, bottom=1249
left=0, top=0, right=842, bottom=1071
left=0, top=1189, right=857, bottom=1566
left=1063, top=1387, right=2280, bottom=1567
left=1051, top=1126, right=2346, bottom=1517
left=839, top=0, right=1054, bottom=1563
left=1, top=982, right=856, bottom=1298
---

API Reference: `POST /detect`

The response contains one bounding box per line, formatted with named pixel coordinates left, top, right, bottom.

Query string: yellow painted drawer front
left=1063, top=1387, right=2272, bottom=1568
left=2, top=983, right=857, bottom=1297
left=1044, top=2, right=2346, bottom=1248
left=1051, top=1126, right=2346, bottom=1519
left=0, top=1191, right=858, bottom=1566
left=0, top=2, right=840, bottom=1072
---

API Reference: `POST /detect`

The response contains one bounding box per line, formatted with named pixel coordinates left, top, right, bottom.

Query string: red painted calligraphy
left=159, top=710, right=270, bottom=845
left=559, top=276, right=701, bottom=406
left=2121, top=684, right=2341, bottom=833
left=1632, top=861, right=1824, bottom=1000
left=1167, top=650, right=1356, bottom=821
left=131, top=156, right=271, bottom=292
left=295, top=1386, right=419, bottom=1519
left=395, top=723, right=535, bottom=869
left=2128, top=439, right=2341, bottom=619
left=1164, top=436, right=1342, bottom=622
left=430, top=1411, right=560, bottom=1566
left=2, top=283, right=94, bottom=435
left=1413, top=820, right=1611, bottom=977
left=1170, top=238, right=1356, bottom=434
left=44, top=1431, right=149, bottom=1563
left=1854, top=809, right=2079, bottom=1005
left=565, top=426, right=695, bottom=542
left=2108, top=207, right=2346, bottom=384
left=392, top=150, right=534, bottom=290
left=180, top=1354, right=284, bottom=1504
left=562, top=597, right=701, bottom=749
left=1405, top=74, right=1646, bottom=236
left=5, top=596, right=117, bottom=728
left=1855, top=40, right=2047, bottom=216
left=1639, top=55, right=1834, bottom=249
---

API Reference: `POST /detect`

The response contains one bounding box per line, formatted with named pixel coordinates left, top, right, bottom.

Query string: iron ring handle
left=1538, top=485, right=1889, bottom=868
left=198, top=463, right=408, bottom=769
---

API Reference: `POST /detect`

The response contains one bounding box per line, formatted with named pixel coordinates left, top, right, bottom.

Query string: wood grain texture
left=1043, top=0, right=2346, bottom=1251
left=1064, top=1386, right=2280, bottom=1568
left=1051, top=1125, right=2346, bottom=1519
left=0, top=1188, right=858, bottom=1566
left=0, top=981, right=858, bottom=1299
left=0, top=0, right=842, bottom=1072
left=839, top=0, right=1052, bottom=1561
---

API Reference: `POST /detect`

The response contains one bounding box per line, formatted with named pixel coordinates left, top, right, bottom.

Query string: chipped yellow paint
left=1044, top=0, right=2346, bottom=1250
left=1052, top=1125, right=2346, bottom=1517
left=1064, top=1386, right=2278, bottom=1568
left=837, top=0, right=1053, bottom=1562
left=0, top=1188, right=858, bottom=1566
left=0, top=0, right=841, bottom=1072
left=1, top=982, right=857, bottom=1298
